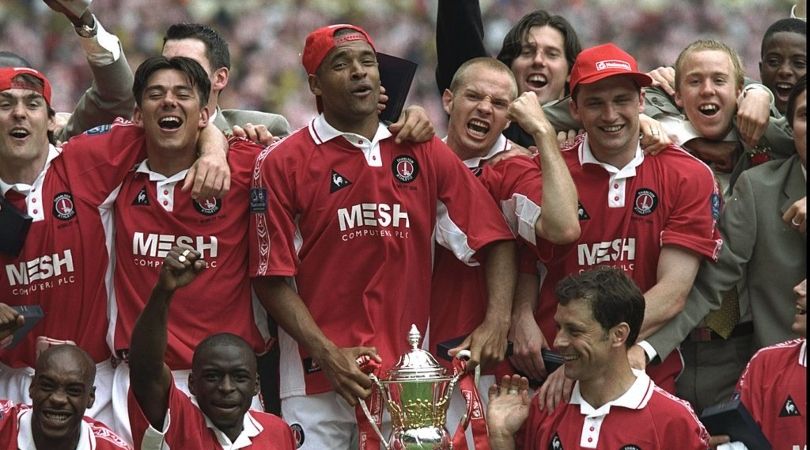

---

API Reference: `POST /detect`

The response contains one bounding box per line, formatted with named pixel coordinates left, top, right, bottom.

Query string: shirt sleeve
left=431, top=139, right=514, bottom=265
left=435, top=0, right=488, bottom=95
left=249, top=145, right=299, bottom=277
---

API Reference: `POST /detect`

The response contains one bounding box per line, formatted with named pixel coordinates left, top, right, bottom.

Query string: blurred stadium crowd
left=0, top=0, right=793, bottom=133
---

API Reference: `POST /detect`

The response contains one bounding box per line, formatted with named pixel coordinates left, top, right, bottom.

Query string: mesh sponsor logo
left=577, top=238, right=635, bottom=266
left=6, top=249, right=75, bottom=286
left=132, top=232, right=218, bottom=259
left=337, top=203, right=410, bottom=231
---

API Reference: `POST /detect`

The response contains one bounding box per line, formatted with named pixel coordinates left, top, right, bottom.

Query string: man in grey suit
left=642, top=76, right=807, bottom=413
left=162, top=23, right=291, bottom=145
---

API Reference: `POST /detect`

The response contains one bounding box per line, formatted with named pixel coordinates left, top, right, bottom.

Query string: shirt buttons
left=33, top=209, right=38, bottom=214
left=590, top=427, right=595, bottom=431
left=613, top=184, right=619, bottom=189
left=163, top=190, right=169, bottom=195
left=372, top=155, right=377, bottom=161
left=31, top=198, right=36, bottom=203
left=358, top=139, right=364, bottom=144
left=587, top=438, right=593, bottom=443
left=614, top=196, right=620, bottom=201
left=163, top=200, right=168, bottom=206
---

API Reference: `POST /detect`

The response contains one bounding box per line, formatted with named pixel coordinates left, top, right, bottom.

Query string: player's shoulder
left=85, top=418, right=132, bottom=449
left=648, top=384, right=701, bottom=418
left=248, top=411, right=295, bottom=441
left=256, top=126, right=312, bottom=164
left=749, top=338, right=804, bottom=365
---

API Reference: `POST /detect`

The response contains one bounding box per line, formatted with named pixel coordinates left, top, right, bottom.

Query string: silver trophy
left=360, top=324, right=473, bottom=449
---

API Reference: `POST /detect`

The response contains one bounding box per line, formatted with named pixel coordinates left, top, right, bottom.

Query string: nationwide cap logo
left=780, top=395, right=801, bottom=417
left=132, top=187, right=149, bottom=206
left=53, top=192, right=76, bottom=220
left=595, top=59, right=631, bottom=71
left=193, top=197, right=221, bottom=216
left=249, top=188, right=266, bottom=213
left=392, top=155, right=419, bottom=183
left=633, top=188, right=658, bottom=216
left=330, top=169, right=352, bottom=193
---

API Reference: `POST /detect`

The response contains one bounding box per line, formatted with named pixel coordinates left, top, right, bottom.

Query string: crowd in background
left=0, top=0, right=792, bottom=133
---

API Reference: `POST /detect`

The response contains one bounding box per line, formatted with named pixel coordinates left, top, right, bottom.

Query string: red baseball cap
left=0, top=67, right=52, bottom=106
left=569, top=43, right=652, bottom=95
left=301, top=24, right=376, bottom=75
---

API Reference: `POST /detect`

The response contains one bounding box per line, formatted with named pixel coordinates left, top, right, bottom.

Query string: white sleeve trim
left=79, top=19, right=121, bottom=66
left=434, top=200, right=478, bottom=266
left=637, top=340, right=658, bottom=362
left=500, top=194, right=541, bottom=245
left=140, top=409, right=172, bottom=450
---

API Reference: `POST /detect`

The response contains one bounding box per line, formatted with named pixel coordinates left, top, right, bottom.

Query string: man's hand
left=647, top=66, right=676, bottom=97
left=639, top=114, right=671, bottom=155
left=708, top=435, right=732, bottom=449
left=783, top=196, right=806, bottom=233
left=49, top=112, right=72, bottom=146
left=736, top=87, right=771, bottom=147
left=377, top=85, right=389, bottom=114
left=508, top=314, right=549, bottom=382
left=388, top=105, right=435, bottom=144
left=0, top=304, right=24, bottom=346
left=232, top=123, right=278, bottom=147
left=485, top=145, right=536, bottom=166
left=508, top=92, right=555, bottom=138
left=627, top=344, right=648, bottom=371
left=536, top=366, right=573, bottom=412
left=44, top=0, right=91, bottom=25
left=314, top=344, right=381, bottom=406
left=156, top=245, right=205, bottom=293
left=450, top=318, right=509, bottom=371
left=183, top=127, right=231, bottom=199
left=556, top=129, right=582, bottom=148
left=487, top=375, right=531, bottom=449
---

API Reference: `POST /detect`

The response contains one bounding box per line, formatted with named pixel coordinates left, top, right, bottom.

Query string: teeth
left=10, top=128, right=29, bottom=138
left=698, top=104, right=719, bottom=115
left=467, top=119, right=490, bottom=134
left=44, top=411, right=70, bottom=422
left=602, top=125, right=622, bottom=132
left=158, top=116, right=182, bottom=129
left=527, top=75, right=548, bottom=86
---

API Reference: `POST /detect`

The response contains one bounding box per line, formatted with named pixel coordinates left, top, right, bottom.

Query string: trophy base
left=392, top=427, right=452, bottom=449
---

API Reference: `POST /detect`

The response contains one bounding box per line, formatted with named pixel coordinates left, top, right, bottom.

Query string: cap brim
left=576, top=71, right=653, bottom=91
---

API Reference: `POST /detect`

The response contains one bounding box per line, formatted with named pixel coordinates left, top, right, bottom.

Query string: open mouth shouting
left=158, top=116, right=183, bottom=131
left=40, top=409, right=74, bottom=428
left=526, top=73, right=549, bottom=91
left=697, top=103, right=720, bottom=117
left=774, top=82, right=794, bottom=102
left=466, top=118, right=491, bottom=139
left=9, top=126, right=30, bottom=140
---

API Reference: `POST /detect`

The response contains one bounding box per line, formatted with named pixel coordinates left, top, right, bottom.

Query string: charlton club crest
left=392, top=155, right=419, bottom=183
left=193, top=197, right=221, bottom=216
left=632, top=188, right=658, bottom=216
left=53, top=192, right=76, bottom=220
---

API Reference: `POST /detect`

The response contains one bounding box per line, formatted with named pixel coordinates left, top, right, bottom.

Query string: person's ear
left=133, top=106, right=144, bottom=126
left=86, top=385, right=96, bottom=409
left=308, top=74, right=322, bottom=97
left=611, top=322, right=630, bottom=348
left=441, top=89, right=454, bottom=115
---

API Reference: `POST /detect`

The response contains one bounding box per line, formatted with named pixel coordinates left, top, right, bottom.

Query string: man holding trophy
left=249, top=24, right=516, bottom=450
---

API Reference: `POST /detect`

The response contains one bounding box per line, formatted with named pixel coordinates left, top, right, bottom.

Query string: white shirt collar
left=569, top=370, right=654, bottom=417
left=17, top=407, right=96, bottom=450
left=0, top=144, right=61, bottom=196
left=308, top=114, right=392, bottom=147
left=190, top=397, right=264, bottom=449
left=440, top=134, right=511, bottom=168
left=800, top=340, right=807, bottom=368
left=134, top=160, right=189, bottom=183
left=578, top=134, right=645, bottom=180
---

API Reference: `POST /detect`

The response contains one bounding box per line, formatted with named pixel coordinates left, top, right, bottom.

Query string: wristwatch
left=74, top=15, right=97, bottom=38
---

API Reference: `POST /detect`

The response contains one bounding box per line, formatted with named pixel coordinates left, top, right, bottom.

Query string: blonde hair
left=674, top=39, right=745, bottom=92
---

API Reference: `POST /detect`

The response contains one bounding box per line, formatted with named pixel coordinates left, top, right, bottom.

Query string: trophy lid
left=386, top=324, right=448, bottom=380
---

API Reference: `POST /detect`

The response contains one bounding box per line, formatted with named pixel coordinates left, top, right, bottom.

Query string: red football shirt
left=128, top=379, right=294, bottom=450
left=0, top=400, right=131, bottom=449
left=736, top=339, right=806, bottom=449
left=110, top=137, right=269, bottom=369
left=0, top=120, right=146, bottom=367
left=430, top=140, right=544, bottom=372
left=534, top=135, right=722, bottom=390
left=519, top=372, right=710, bottom=449
left=250, top=117, right=514, bottom=396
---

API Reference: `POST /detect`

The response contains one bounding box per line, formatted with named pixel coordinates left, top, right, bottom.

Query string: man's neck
left=578, top=359, right=637, bottom=409
left=446, top=134, right=489, bottom=162
left=0, top=150, right=49, bottom=185
left=33, top=425, right=80, bottom=450
left=323, top=111, right=379, bottom=141
left=589, top=142, right=638, bottom=169
left=144, top=145, right=197, bottom=178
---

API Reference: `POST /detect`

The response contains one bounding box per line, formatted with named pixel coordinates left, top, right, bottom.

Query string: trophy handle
left=449, top=349, right=483, bottom=438
left=358, top=374, right=391, bottom=450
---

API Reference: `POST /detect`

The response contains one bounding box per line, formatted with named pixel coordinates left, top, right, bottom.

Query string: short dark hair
left=761, top=18, right=806, bottom=57
left=132, top=56, right=211, bottom=108
left=496, top=10, right=581, bottom=94
left=0, top=51, right=32, bottom=68
left=164, top=23, right=231, bottom=71
left=787, top=75, right=807, bottom=129
left=193, top=333, right=256, bottom=370
left=554, top=266, right=645, bottom=348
